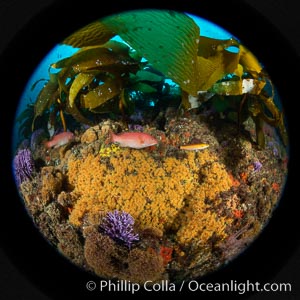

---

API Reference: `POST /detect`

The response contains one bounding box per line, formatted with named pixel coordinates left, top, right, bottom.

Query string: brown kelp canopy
left=28, top=10, right=287, bottom=148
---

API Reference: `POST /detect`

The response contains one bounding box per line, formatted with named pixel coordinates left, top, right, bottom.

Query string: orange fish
left=180, top=143, right=209, bottom=151
left=44, top=131, right=75, bottom=149
left=109, top=130, right=158, bottom=149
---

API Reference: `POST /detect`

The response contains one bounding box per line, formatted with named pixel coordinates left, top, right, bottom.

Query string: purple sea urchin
left=253, top=160, right=263, bottom=172
left=13, top=148, right=35, bottom=186
left=99, top=210, right=139, bottom=248
left=30, top=128, right=45, bottom=151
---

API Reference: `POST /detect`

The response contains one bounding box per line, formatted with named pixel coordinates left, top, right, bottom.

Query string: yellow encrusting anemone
left=67, top=147, right=232, bottom=246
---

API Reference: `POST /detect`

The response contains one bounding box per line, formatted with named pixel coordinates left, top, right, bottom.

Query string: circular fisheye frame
left=11, top=8, right=289, bottom=285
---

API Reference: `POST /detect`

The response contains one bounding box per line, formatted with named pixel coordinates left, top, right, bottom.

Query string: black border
left=0, top=1, right=299, bottom=299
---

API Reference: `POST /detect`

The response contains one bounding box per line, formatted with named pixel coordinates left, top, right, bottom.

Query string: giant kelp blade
left=53, top=46, right=138, bottom=74
left=196, top=37, right=241, bottom=91
left=32, top=79, right=59, bottom=130
left=103, top=40, right=131, bottom=55
left=133, top=70, right=164, bottom=83
left=259, top=95, right=288, bottom=146
left=197, top=52, right=239, bottom=92
left=130, top=82, right=157, bottom=93
left=16, top=106, right=32, bottom=124
left=197, top=36, right=239, bottom=58
left=197, top=55, right=225, bottom=91
left=65, top=101, right=93, bottom=125
left=102, top=10, right=200, bottom=96
left=30, top=78, right=48, bottom=91
left=239, top=44, right=263, bottom=75
left=69, top=73, right=96, bottom=107
left=81, top=76, right=123, bottom=109
left=53, top=47, right=118, bottom=71
left=62, top=21, right=116, bottom=48
left=57, top=66, right=74, bottom=94
left=209, top=78, right=265, bottom=95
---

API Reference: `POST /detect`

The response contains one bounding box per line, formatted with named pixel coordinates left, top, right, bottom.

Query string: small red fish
left=44, top=131, right=75, bottom=149
left=109, top=130, right=158, bottom=149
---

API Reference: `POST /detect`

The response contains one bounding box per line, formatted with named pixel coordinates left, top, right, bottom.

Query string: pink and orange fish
left=109, top=130, right=158, bottom=149
left=44, top=131, right=75, bottom=149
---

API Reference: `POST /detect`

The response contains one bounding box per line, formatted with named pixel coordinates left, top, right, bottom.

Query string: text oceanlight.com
left=86, top=279, right=292, bottom=294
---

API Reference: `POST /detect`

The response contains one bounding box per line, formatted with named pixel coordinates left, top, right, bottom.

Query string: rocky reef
left=15, top=110, right=288, bottom=283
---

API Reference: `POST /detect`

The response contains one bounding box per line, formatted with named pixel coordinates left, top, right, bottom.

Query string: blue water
left=187, top=13, right=234, bottom=40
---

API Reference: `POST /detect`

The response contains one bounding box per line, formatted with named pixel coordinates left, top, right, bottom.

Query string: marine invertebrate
left=217, top=224, right=255, bottom=262
left=13, top=148, right=35, bottom=186
left=40, top=167, right=64, bottom=204
left=67, top=150, right=194, bottom=230
left=84, top=226, right=164, bottom=282
left=159, top=246, right=173, bottom=266
left=56, top=224, right=85, bottom=266
left=99, top=210, right=139, bottom=248
left=30, top=128, right=46, bottom=151
left=128, top=124, right=144, bottom=131
left=127, top=248, right=165, bottom=283
left=98, top=143, right=121, bottom=158
left=253, top=160, right=262, bottom=172
left=84, top=227, right=127, bottom=278
left=68, top=144, right=233, bottom=249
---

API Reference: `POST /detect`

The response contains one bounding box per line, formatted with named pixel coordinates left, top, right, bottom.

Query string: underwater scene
left=12, top=10, right=289, bottom=284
